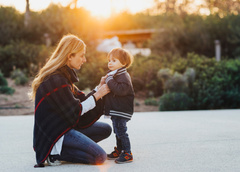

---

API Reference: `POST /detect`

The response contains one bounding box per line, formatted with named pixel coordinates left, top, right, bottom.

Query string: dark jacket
left=104, top=67, right=134, bottom=120
left=33, top=65, right=103, bottom=166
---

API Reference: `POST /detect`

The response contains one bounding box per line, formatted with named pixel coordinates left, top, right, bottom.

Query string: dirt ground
left=0, top=79, right=158, bottom=116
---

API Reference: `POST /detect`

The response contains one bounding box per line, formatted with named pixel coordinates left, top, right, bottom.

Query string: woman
left=29, top=34, right=111, bottom=167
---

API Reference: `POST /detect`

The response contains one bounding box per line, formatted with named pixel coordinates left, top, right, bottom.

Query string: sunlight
left=0, top=0, right=154, bottom=17
left=78, top=0, right=112, bottom=18
left=0, top=0, right=207, bottom=17
left=77, top=0, right=154, bottom=18
left=123, top=0, right=154, bottom=13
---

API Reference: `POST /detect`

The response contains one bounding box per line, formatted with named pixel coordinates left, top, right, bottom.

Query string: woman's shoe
left=46, top=155, right=61, bottom=166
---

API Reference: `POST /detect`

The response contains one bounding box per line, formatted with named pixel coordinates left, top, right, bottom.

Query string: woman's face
left=108, top=55, right=125, bottom=71
left=67, top=51, right=86, bottom=70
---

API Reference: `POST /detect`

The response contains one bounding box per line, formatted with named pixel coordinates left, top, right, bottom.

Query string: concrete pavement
left=0, top=110, right=240, bottom=172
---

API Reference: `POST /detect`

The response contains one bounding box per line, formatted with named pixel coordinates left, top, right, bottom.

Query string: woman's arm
left=80, top=84, right=110, bottom=115
left=93, top=84, right=110, bottom=101
left=75, top=75, right=108, bottom=101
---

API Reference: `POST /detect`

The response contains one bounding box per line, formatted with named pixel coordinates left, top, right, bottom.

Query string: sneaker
left=115, top=151, right=133, bottom=164
left=47, top=155, right=61, bottom=166
left=107, top=147, right=120, bottom=159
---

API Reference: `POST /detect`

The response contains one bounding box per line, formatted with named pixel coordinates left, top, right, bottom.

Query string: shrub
left=159, top=92, right=193, bottom=111
left=11, top=68, right=25, bottom=79
left=0, top=86, right=15, bottom=95
left=0, top=71, right=8, bottom=86
left=0, top=41, right=45, bottom=77
left=157, top=68, right=172, bottom=82
left=11, top=69, right=29, bottom=85
left=14, top=75, right=29, bottom=86
left=191, top=58, right=240, bottom=109
left=144, top=97, right=159, bottom=106
left=165, top=72, right=188, bottom=93
left=0, top=71, right=15, bottom=95
left=158, top=67, right=196, bottom=94
left=131, top=54, right=163, bottom=96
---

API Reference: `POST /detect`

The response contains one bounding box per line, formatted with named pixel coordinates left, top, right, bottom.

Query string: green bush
left=159, top=92, right=193, bottom=111
left=158, top=67, right=196, bottom=95
left=190, top=58, right=240, bottom=109
left=0, top=41, right=44, bottom=77
left=0, top=71, right=8, bottom=86
left=0, top=71, right=15, bottom=95
left=130, top=54, right=163, bottom=96
left=11, top=69, right=29, bottom=85
left=11, top=68, right=25, bottom=79
left=144, top=97, right=159, bottom=106
left=14, top=75, right=29, bottom=86
left=165, top=72, right=188, bottom=93
left=0, top=85, right=15, bottom=95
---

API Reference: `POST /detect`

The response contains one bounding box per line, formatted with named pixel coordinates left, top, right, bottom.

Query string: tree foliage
left=0, top=6, right=24, bottom=45
left=0, top=3, right=240, bottom=110
left=152, top=0, right=240, bottom=16
left=150, top=14, right=240, bottom=59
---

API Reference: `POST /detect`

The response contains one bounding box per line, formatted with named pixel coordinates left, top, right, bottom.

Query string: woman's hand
left=98, top=75, right=108, bottom=88
left=93, top=84, right=110, bottom=101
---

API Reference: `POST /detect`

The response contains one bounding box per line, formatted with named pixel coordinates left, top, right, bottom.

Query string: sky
left=0, top=0, right=155, bottom=18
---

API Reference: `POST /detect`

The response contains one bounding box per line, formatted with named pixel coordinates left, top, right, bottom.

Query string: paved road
left=0, top=110, right=240, bottom=172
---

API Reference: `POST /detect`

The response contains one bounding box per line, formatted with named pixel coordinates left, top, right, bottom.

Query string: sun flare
left=0, top=0, right=206, bottom=17
left=78, top=0, right=112, bottom=18
left=77, top=0, right=154, bottom=18
left=0, top=0, right=154, bottom=18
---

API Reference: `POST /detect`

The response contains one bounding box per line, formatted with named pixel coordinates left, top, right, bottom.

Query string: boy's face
left=108, top=55, right=125, bottom=71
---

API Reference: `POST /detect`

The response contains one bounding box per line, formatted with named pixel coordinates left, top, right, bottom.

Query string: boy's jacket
left=104, top=67, right=134, bottom=120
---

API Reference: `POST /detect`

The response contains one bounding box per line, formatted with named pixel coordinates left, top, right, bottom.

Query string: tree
left=204, top=0, right=240, bottom=15
left=0, top=7, right=24, bottom=45
left=25, top=0, right=30, bottom=27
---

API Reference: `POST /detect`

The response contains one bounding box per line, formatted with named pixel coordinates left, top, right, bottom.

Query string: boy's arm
left=105, top=74, right=132, bottom=96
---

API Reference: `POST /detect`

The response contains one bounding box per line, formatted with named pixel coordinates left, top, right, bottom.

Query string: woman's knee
left=95, top=150, right=107, bottom=164
left=96, top=122, right=112, bottom=138
left=105, top=123, right=112, bottom=138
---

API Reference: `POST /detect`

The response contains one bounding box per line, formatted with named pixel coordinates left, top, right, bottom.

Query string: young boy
left=104, top=47, right=134, bottom=164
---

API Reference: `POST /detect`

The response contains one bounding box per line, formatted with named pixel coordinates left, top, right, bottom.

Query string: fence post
left=215, top=40, right=221, bottom=61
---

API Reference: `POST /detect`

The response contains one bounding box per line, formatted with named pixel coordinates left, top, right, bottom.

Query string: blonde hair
left=107, top=47, right=134, bottom=68
left=29, top=34, right=86, bottom=100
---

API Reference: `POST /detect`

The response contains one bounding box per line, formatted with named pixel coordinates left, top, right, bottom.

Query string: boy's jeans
left=111, top=116, right=131, bottom=153
left=55, top=122, right=112, bottom=164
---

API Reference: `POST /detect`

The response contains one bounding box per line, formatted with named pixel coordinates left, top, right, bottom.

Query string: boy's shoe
left=115, top=151, right=133, bottom=164
left=107, top=147, right=120, bottom=159
left=46, top=155, right=61, bottom=166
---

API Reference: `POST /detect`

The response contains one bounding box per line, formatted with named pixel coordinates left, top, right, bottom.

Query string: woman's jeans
left=55, top=121, right=112, bottom=164
left=111, top=116, right=131, bottom=153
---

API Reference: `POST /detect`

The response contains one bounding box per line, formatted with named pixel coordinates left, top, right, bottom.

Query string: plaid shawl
left=33, top=66, right=103, bottom=165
